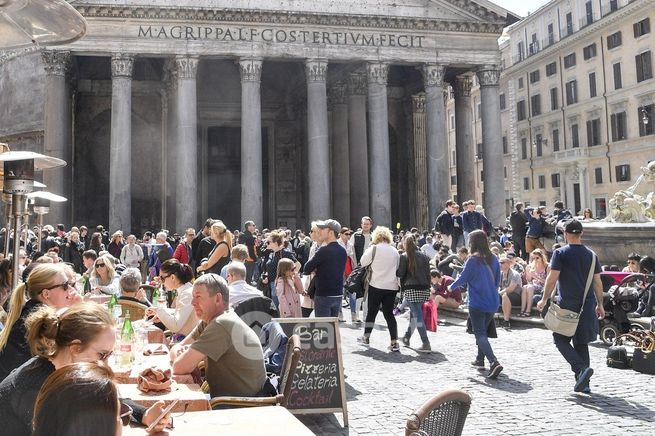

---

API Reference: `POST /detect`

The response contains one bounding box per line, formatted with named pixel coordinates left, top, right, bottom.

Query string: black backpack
left=344, top=266, right=368, bottom=299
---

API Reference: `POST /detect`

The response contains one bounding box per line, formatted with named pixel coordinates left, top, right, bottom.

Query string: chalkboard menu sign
left=275, top=317, right=348, bottom=426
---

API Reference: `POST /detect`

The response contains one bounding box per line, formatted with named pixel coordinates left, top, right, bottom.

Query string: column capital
left=329, top=80, right=348, bottom=105
left=111, top=53, right=134, bottom=78
left=366, top=62, right=388, bottom=86
left=412, top=93, right=426, bottom=113
left=453, top=75, right=473, bottom=98
left=238, top=57, right=263, bottom=82
left=175, top=55, right=199, bottom=80
left=41, top=50, right=71, bottom=76
left=305, top=59, right=328, bottom=82
left=476, top=66, right=501, bottom=87
left=347, top=72, right=367, bottom=95
left=422, top=64, right=445, bottom=88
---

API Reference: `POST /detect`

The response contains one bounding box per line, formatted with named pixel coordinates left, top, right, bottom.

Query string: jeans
left=270, top=281, right=279, bottom=308
left=349, top=291, right=357, bottom=313
left=469, top=308, right=498, bottom=364
left=364, top=286, right=398, bottom=340
left=553, top=333, right=590, bottom=374
left=405, top=301, right=429, bottom=345
left=314, top=295, right=342, bottom=317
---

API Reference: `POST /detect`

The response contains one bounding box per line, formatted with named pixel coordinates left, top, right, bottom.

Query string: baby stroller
left=600, top=273, right=653, bottom=345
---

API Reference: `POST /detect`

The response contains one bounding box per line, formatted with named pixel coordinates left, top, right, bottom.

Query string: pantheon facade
left=0, top=0, right=517, bottom=234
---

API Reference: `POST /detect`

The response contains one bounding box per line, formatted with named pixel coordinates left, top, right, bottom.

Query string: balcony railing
left=528, top=41, right=540, bottom=56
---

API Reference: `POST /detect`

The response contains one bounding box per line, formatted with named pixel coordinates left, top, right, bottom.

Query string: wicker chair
left=118, top=299, right=148, bottom=321
left=209, top=334, right=301, bottom=409
left=405, top=389, right=472, bottom=436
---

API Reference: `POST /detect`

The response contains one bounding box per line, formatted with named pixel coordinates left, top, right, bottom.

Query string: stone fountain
left=581, top=161, right=655, bottom=266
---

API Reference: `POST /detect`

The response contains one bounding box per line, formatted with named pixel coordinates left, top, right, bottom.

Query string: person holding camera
left=525, top=206, right=546, bottom=254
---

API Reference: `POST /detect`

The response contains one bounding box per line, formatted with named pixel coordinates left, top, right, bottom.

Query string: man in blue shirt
left=461, top=201, right=483, bottom=246
left=537, top=220, right=604, bottom=394
left=303, top=219, right=347, bottom=317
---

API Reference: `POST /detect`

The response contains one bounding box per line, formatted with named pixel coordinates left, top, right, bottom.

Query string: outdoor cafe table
left=123, top=406, right=314, bottom=435
left=118, top=383, right=210, bottom=413
left=111, top=346, right=195, bottom=385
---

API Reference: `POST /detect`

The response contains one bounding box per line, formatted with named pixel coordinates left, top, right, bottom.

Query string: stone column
left=175, top=55, right=199, bottom=232
left=41, top=50, right=72, bottom=226
left=477, top=66, right=505, bottom=227
left=347, top=71, right=369, bottom=227
left=411, top=93, right=428, bottom=230
left=109, top=53, right=134, bottom=233
left=423, top=64, right=448, bottom=227
left=305, top=59, right=331, bottom=221
left=164, top=62, right=178, bottom=229
left=367, top=62, right=391, bottom=227
left=454, top=75, right=475, bottom=205
left=329, top=81, right=350, bottom=226
left=239, top=58, right=263, bottom=227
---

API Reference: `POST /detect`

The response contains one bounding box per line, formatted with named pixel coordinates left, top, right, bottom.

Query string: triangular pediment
left=75, top=0, right=513, bottom=24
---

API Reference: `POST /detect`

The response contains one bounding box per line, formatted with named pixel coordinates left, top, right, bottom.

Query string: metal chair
left=209, top=334, right=301, bottom=408
left=405, top=389, right=472, bottom=436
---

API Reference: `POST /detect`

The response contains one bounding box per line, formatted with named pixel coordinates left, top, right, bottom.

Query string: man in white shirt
left=226, top=262, right=263, bottom=307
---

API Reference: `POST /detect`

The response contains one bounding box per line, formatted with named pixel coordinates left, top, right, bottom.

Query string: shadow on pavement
left=351, top=347, right=447, bottom=363
left=345, top=381, right=363, bottom=401
left=467, top=374, right=534, bottom=394
left=567, top=392, right=655, bottom=422
left=298, top=413, right=349, bottom=436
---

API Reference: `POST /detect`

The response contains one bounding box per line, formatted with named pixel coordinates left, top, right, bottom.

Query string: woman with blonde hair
left=197, top=220, right=233, bottom=275
left=0, top=264, right=80, bottom=380
left=107, top=231, right=124, bottom=260
left=520, top=248, right=549, bottom=316
left=89, top=254, right=120, bottom=295
left=358, top=226, right=401, bottom=351
left=275, top=258, right=304, bottom=318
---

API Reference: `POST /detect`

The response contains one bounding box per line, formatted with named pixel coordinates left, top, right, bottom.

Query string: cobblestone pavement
left=297, top=312, right=655, bottom=435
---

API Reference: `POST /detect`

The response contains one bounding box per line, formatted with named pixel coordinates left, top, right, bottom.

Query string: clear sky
left=491, top=0, right=550, bottom=18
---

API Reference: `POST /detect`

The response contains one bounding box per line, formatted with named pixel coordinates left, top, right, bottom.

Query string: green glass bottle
left=119, top=310, right=134, bottom=369
left=152, top=285, right=160, bottom=308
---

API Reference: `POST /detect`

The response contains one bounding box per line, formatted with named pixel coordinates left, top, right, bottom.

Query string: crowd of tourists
left=0, top=196, right=654, bottom=433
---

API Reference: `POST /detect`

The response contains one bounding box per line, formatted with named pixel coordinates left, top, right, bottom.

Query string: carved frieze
left=422, top=64, right=445, bottom=88
left=366, top=62, right=388, bottom=86
left=175, top=55, right=198, bottom=79
left=412, top=93, right=426, bottom=113
left=111, top=54, right=134, bottom=78
left=347, top=72, right=367, bottom=95
left=476, top=67, right=501, bottom=87
left=453, top=76, right=472, bottom=98
left=239, top=57, right=263, bottom=82
left=329, top=81, right=348, bottom=105
left=74, top=4, right=506, bottom=35
left=305, top=59, right=328, bottom=82
left=41, top=50, right=71, bottom=76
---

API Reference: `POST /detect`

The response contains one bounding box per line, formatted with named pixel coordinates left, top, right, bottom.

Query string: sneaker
left=471, top=359, right=485, bottom=368
left=401, top=336, right=410, bottom=347
left=389, top=342, right=400, bottom=352
left=574, top=367, right=594, bottom=392
left=417, top=343, right=432, bottom=354
left=500, top=319, right=511, bottom=329
left=353, top=319, right=363, bottom=325
left=357, top=335, right=370, bottom=345
left=487, top=361, right=504, bottom=379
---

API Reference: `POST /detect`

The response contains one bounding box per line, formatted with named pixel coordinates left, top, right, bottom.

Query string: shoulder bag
left=543, top=252, right=596, bottom=337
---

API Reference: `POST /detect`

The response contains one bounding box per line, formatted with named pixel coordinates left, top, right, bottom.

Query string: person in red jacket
left=173, top=228, right=195, bottom=265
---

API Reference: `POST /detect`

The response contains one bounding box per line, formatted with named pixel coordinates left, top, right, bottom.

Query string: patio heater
left=0, top=151, right=66, bottom=289
left=28, top=190, right=67, bottom=252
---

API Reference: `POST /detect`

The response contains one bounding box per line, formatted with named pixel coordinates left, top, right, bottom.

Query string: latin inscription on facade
left=138, top=25, right=425, bottom=48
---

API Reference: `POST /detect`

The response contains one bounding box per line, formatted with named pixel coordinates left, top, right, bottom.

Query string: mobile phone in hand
left=146, top=398, right=179, bottom=433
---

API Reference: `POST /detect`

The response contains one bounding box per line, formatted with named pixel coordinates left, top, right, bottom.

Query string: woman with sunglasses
left=0, top=264, right=82, bottom=381
left=0, top=303, right=170, bottom=434
left=89, top=255, right=120, bottom=295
